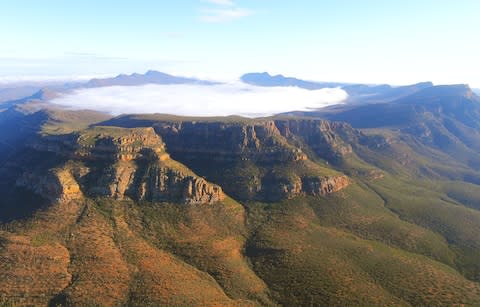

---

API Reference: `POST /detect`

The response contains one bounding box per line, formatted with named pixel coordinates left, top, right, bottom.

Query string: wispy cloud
left=203, top=0, right=234, bottom=6
left=199, top=0, right=254, bottom=23
left=50, top=83, right=348, bottom=117
left=199, top=8, right=253, bottom=23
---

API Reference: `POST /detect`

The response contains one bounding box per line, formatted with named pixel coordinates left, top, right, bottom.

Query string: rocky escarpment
left=153, top=119, right=350, bottom=201
left=18, top=119, right=352, bottom=204
left=134, top=165, right=224, bottom=204
left=16, top=167, right=83, bottom=202
left=302, top=175, right=350, bottom=194
left=154, top=120, right=308, bottom=163
left=18, top=127, right=224, bottom=205
left=260, top=174, right=350, bottom=201
left=75, top=126, right=168, bottom=161
left=274, top=119, right=354, bottom=161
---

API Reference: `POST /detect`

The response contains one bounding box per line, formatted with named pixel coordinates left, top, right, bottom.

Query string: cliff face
left=18, top=127, right=224, bottom=205
left=274, top=120, right=354, bottom=161
left=16, top=119, right=352, bottom=204
left=260, top=174, right=350, bottom=201
left=153, top=119, right=350, bottom=201
left=16, top=167, right=83, bottom=202
left=135, top=166, right=224, bottom=204
left=154, top=120, right=308, bottom=163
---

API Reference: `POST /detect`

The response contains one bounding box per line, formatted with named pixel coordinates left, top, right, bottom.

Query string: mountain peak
left=85, top=71, right=214, bottom=88
left=30, top=87, right=59, bottom=100
left=145, top=70, right=169, bottom=77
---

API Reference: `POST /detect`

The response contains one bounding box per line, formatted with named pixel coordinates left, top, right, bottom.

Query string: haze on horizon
left=1, top=0, right=480, bottom=87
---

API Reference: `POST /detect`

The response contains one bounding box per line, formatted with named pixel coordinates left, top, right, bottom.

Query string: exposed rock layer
left=153, top=119, right=351, bottom=201
left=18, top=120, right=352, bottom=204
left=18, top=127, right=224, bottom=205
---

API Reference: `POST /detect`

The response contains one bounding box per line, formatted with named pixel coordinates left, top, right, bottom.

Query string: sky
left=1, top=0, right=480, bottom=86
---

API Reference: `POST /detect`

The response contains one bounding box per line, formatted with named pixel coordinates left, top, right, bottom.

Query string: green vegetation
left=1, top=99, right=480, bottom=306
left=36, top=108, right=111, bottom=136
left=244, top=194, right=480, bottom=306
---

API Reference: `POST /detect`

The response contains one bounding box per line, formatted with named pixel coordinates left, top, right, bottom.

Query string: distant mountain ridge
left=0, top=70, right=471, bottom=118
left=242, top=72, right=435, bottom=103
left=241, top=72, right=345, bottom=89
left=86, top=70, right=217, bottom=87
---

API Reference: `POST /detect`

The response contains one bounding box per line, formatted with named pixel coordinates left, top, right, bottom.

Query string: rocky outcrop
left=154, top=120, right=308, bottom=163
left=30, top=127, right=168, bottom=161
left=84, top=160, right=224, bottom=204
left=21, top=127, right=224, bottom=205
left=16, top=167, right=83, bottom=202
left=260, top=174, right=350, bottom=201
left=20, top=120, right=351, bottom=204
left=135, top=167, right=224, bottom=204
left=153, top=120, right=350, bottom=202
left=302, top=175, right=350, bottom=195
left=75, top=127, right=167, bottom=161
left=274, top=120, right=354, bottom=161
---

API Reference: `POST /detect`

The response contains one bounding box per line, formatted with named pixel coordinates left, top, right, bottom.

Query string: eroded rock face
left=302, top=175, right=350, bottom=195
left=75, top=127, right=167, bottom=161
left=260, top=174, right=350, bottom=201
left=135, top=168, right=224, bottom=204
left=16, top=168, right=83, bottom=202
left=153, top=120, right=350, bottom=202
left=155, top=121, right=309, bottom=163
left=81, top=160, right=225, bottom=204
left=20, top=127, right=224, bottom=205
left=275, top=120, right=354, bottom=161
left=19, top=120, right=351, bottom=204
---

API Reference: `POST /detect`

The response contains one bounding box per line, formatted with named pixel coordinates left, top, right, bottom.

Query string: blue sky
left=1, top=0, right=480, bottom=86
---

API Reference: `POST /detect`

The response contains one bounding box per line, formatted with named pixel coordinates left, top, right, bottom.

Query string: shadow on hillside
left=0, top=185, right=51, bottom=224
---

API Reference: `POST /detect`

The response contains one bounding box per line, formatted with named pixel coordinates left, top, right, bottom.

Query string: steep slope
left=315, top=84, right=480, bottom=170
left=0, top=126, right=269, bottom=306
left=1, top=113, right=480, bottom=306
left=101, top=115, right=480, bottom=277
left=17, top=126, right=225, bottom=205
left=296, top=84, right=480, bottom=281
left=102, top=117, right=351, bottom=202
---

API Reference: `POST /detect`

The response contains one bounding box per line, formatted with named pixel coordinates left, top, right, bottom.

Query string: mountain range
left=0, top=70, right=446, bottom=110
left=241, top=72, right=436, bottom=103
left=0, top=71, right=480, bottom=306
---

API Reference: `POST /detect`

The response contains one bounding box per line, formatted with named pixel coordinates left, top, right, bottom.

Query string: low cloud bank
left=51, top=83, right=348, bottom=117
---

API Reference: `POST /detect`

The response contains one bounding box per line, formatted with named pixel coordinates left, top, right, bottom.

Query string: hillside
left=0, top=99, right=479, bottom=305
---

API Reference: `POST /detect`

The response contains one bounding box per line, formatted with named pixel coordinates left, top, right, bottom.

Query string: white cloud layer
left=50, top=83, right=348, bottom=117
